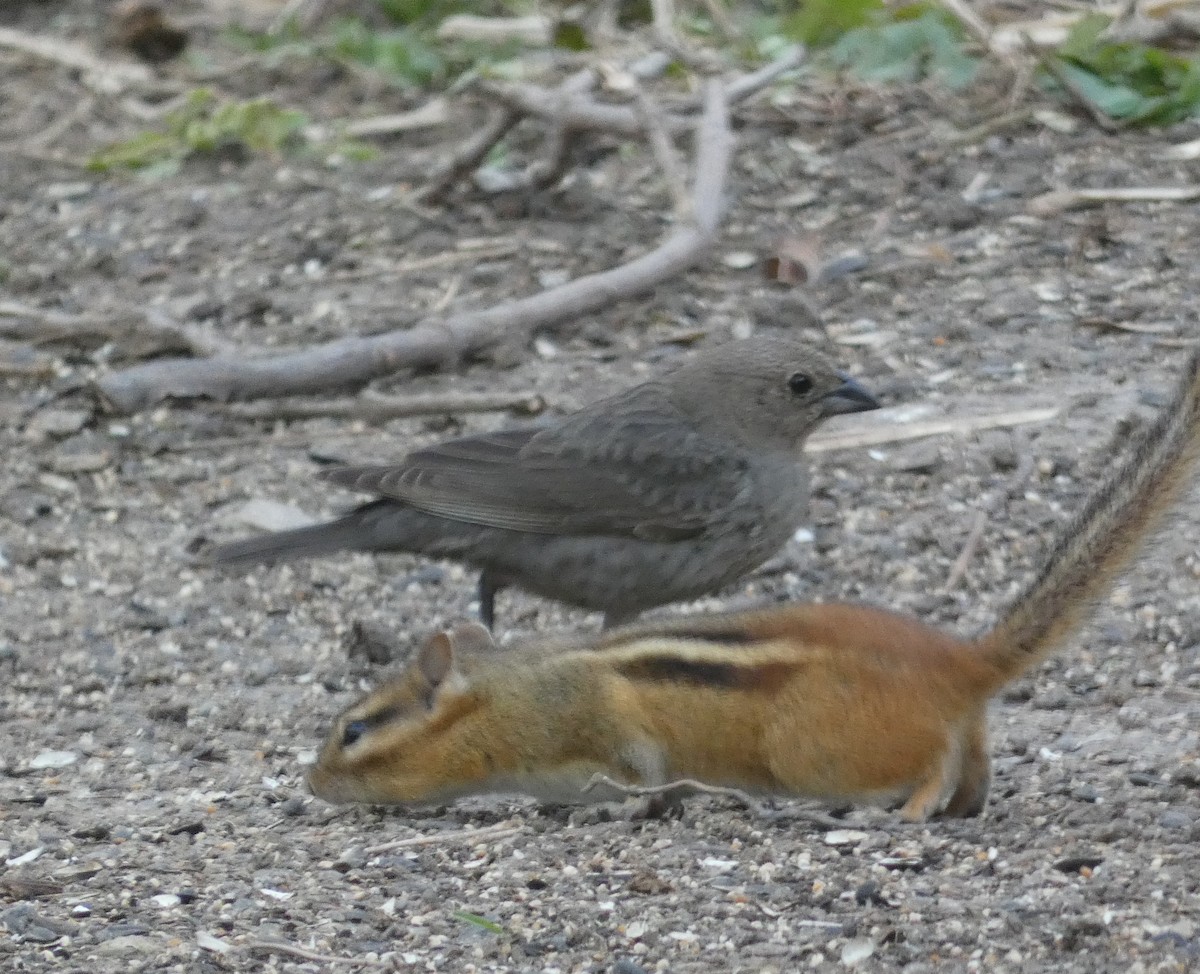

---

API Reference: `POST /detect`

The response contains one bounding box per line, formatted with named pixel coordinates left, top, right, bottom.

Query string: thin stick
left=525, top=69, right=599, bottom=190
left=947, top=107, right=1033, bottom=146
left=584, top=774, right=844, bottom=828
left=0, top=26, right=154, bottom=92
left=247, top=940, right=386, bottom=967
left=650, top=0, right=680, bottom=47
left=0, top=300, right=233, bottom=358
left=585, top=772, right=767, bottom=811
left=430, top=275, right=462, bottom=314
left=936, top=0, right=995, bottom=51
left=362, top=821, right=523, bottom=855
left=805, top=406, right=1061, bottom=454
left=269, top=0, right=312, bottom=33
left=943, top=508, right=988, bottom=592
left=1028, top=185, right=1200, bottom=216
left=0, top=359, right=57, bottom=380
left=633, top=85, right=692, bottom=219
left=302, top=101, right=451, bottom=142
left=224, top=389, right=547, bottom=423
left=416, top=107, right=521, bottom=205
left=19, top=94, right=97, bottom=150
left=480, top=44, right=805, bottom=139
left=154, top=429, right=348, bottom=453
left=699, top=0, right=742, bottom=40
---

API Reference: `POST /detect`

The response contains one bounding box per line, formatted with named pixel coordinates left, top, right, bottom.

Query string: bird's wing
left=323, top=422, right=751, bottom=540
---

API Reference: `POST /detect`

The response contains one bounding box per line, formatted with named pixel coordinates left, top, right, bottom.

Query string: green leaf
left=452, top=911, right=504, bottom=935
left=782, top=0, right=883, bottom=47
left=1056, top=62, right=1145, bottom=118
left=1050, top=16, right=1200, bottom=125
left=553, top=21, right=590, bottom=52
left=329, top=140, right=380, bottom=163
left=89, top=91, right=341, bottom=174
left=829, top=11, right=978, bottom=89
left=86, top=131, right=178, bottom=172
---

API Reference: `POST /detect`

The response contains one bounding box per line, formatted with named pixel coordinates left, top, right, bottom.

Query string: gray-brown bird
left=212, top=337, right=879, bottom=628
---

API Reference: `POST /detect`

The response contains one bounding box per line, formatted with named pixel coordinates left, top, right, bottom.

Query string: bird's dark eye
left=788, top=372, right=813, bottom=395
left=342, top=720, right=368, bottom=748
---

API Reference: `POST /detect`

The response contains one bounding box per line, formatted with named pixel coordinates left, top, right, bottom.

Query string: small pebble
left=1158, top=810, right=1192, bottom=830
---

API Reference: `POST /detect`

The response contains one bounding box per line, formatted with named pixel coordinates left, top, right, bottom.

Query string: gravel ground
left=1, top=2, right=1198, bottom=972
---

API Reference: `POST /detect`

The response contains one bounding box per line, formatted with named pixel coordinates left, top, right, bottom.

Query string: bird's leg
left=477, top=571, right=499, bottom=631
left=601, top=611, right=635, bottom=631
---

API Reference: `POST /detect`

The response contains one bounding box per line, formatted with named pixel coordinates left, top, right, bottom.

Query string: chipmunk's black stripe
left=650, top=627, right=758, bottom=645
left=361, top=705, right=401, bottom=730
left=616, top=656, right=794, bottom=690
left=617, top=657, right=741, bottom=687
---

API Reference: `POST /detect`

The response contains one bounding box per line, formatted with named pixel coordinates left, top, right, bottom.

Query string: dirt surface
left=2, top=2, right=1199, bottom=972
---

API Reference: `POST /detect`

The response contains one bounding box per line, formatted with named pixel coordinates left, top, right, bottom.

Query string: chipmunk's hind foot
left=900, top=719, right=991, bottom=821
left=940, top=726, right=991, bottom=818
left=898, top=770, right=950, bottom=822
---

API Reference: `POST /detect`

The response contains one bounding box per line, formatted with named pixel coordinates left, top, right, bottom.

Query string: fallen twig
left=480, top=43, right=804, bottom=138
left=936, top=0, right=995, bottom=51
left=583, top=773, right=844, bottom=829
left=650, top=0, right=680, bottom=47
left=0, top=300, right=232, bottom=359
left=805, top=406, right=1061, bottom=453
left=947, top=107, right=1033, bottom=146
left=522, top=69, right=600, bottom=191
left=416, top=106, right=521, bottom=205
left=0, top=25, right=157, bottom=94
left=437, top=13, right=553, bottom=45
left=225, top=389, right=547, bottom=423
left=699, top=0, right=742, bottom=40
left=480, top=78, right=662, bottom=138
left=585, top=772, right=767, bottom=811
left=10, top=94, right=97, bottom=151
left=247, top=940, right=386, bottom=967
left=303, top=101, right=452, bottom=142
left=0, top=358, right=57, bottom=381
left=331, top=242, right=521, bottom=281
left=722, top=44, right=805, bottom=102
left=634, top=85, right=692, bottom=219
left=362, top=821, right=523, bottom=855
left=943, top=508, right=987, bottom=592
left=1028, top=185, right=1200, bottom=216
left=1078, top=315, right=1176, bottom=336
left=94, top=79, right=736, bottom=413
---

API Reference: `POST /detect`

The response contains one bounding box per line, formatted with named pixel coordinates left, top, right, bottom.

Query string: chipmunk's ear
left=445, top=621, right=495, bottom=655
left=418, top=631, right=457, bottom=688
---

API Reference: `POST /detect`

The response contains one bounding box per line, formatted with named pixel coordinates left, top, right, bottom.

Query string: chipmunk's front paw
left=569, top=795, right=681, bottom=824
left=620, top=795, right=673, bottom=821
left=569, top=801, right=622, bottom=825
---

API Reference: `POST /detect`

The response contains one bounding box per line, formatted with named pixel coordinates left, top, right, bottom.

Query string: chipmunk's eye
left=788, top=372, right=813, bottom=395
left=342, top=720, right=369, bottom=748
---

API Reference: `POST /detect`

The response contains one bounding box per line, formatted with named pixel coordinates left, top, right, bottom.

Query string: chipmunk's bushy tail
left=975, top=348, right=1200, bottom=685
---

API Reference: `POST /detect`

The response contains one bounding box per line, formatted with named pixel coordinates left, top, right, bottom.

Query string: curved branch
left=94, top=81, right=734, bottom=415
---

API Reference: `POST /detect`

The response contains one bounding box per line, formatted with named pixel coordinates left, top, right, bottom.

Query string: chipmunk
left=307, top=350, right=1200, bottom=821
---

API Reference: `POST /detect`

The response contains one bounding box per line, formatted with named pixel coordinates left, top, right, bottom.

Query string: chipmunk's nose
left=820, top=372, right=880, bottom=416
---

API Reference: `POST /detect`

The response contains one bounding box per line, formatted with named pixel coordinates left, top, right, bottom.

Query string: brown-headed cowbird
left=212, top=337, right=878, bottom=627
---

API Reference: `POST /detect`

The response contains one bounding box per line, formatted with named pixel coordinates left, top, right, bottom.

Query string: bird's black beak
left=820, top=372, right=880, bottom=416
